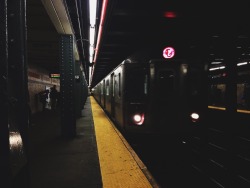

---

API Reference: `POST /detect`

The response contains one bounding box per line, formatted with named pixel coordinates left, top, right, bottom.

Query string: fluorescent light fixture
left=211, top=61, right=222, bottom=65
left=89, top=66, right=92, bottom=84
left=89, top=0, right=97, bottom=26
left=89, top=56, right=93, bottom=63
left=93, top=0, right=108, bottom=63
left=209, top=67, right=219, bottom=71
left=220, top=66, right=225, bottom=69
left=89, top=27, right=95, bottom=46
left=89, top=45, right=94, bottom=56
left=237, top=62, right=248, bottom=66
left=209, top=66, right=225, bottom=71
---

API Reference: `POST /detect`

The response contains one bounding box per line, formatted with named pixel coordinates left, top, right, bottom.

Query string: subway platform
left=29, top=96, right=158, bottom=188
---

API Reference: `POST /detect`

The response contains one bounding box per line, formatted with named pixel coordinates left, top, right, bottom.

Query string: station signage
left=50, top=73, right=60, bottom=78
left=163, top=47, right=175, bottom=59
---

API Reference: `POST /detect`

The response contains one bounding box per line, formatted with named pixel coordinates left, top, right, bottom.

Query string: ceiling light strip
left=89, top=0, right=97, bottom=27
left=90, top=0, right=108, bottom=81
left=93, top=0, right=108, bottom=64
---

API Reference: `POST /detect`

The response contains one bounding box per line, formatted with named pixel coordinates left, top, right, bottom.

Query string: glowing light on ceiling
left=164, top=11, right=177, bottom=18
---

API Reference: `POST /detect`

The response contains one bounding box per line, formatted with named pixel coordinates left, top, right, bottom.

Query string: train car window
left=103, top=80, right=105, bottom=95
left=106, top=80, right=109, bottom=96
left=114, top=76, right=117, bottom=96
left=101, top=83, right=103, bottom=95
left=144, top=74, right=148, bottom=95
left=112, top=75, right=115, bottom=97
left=157, top=70, right=175, bottom=98
left=118, top=73, right=121, bottom=97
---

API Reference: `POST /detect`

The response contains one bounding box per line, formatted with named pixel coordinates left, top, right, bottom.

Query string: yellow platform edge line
left=208, top=105, right=250, bottom=114
left=90, top=96, right=160, bottom=188
left=104, top=111, right=160, bottom=188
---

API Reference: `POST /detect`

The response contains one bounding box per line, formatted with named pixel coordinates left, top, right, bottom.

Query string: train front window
left=126, top=70, right=147, bottom=100
left=157, top=70, right=175, bottom=98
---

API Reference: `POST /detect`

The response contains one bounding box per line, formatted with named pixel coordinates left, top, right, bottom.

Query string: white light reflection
left=9, top=131, right=24, bottom=153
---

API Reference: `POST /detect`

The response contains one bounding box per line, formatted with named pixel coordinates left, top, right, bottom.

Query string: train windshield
left=157, top=70, right=175, bottom=98
left=126, top=69, right=147, bottom=101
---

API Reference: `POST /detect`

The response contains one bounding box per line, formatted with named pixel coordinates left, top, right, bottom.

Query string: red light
left=164, top=11, right=177, bottom=18
left=163, top=47, right=175, bottom=59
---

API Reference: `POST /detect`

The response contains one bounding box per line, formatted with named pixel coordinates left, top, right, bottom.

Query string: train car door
left=111, top=73, right=115, bottom=117
left=103, top=79, right=106, bottom=109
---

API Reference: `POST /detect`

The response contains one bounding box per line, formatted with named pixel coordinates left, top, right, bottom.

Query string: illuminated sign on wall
left=163, top=47, right=175, bottom=59
left=50, top=73, right=60, bottom=78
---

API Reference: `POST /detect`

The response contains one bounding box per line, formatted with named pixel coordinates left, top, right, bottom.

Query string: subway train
left=92, top=48, right=208, bottom=136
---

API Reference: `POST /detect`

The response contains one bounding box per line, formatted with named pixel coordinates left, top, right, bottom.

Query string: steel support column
left=5, top=0, right=30, bottom=187
left=0, top=0, right=11, bottom=186
left=75, top=61, right=82, bottom=118
left=59, top=35, right=76, bottom=138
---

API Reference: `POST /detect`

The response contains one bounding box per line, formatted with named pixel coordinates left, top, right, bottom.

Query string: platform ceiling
left=27, top=0, right=250, bottom=88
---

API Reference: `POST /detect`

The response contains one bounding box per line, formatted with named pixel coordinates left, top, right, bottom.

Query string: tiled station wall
left=28, top=64, right=60, bottom=114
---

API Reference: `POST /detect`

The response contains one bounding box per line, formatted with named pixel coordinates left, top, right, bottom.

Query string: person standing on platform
left=50, top=85, right=58, bottom=111
left=39, top=89, right=49, bottom=111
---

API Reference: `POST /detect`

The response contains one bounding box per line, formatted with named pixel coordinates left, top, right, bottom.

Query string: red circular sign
left=163, top=47, right=175, bottom=59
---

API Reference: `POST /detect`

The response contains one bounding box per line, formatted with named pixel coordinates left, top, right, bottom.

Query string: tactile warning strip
left=90, top=96, right=157, bottom=188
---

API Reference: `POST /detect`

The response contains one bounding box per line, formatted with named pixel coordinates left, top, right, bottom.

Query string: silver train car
left=92, top=51, right=207, bottom=136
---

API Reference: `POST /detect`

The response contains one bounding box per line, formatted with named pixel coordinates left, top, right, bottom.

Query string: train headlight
left=132, top=113, right=144, bottom=125
left=190, top=112, right=199, bottom=122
